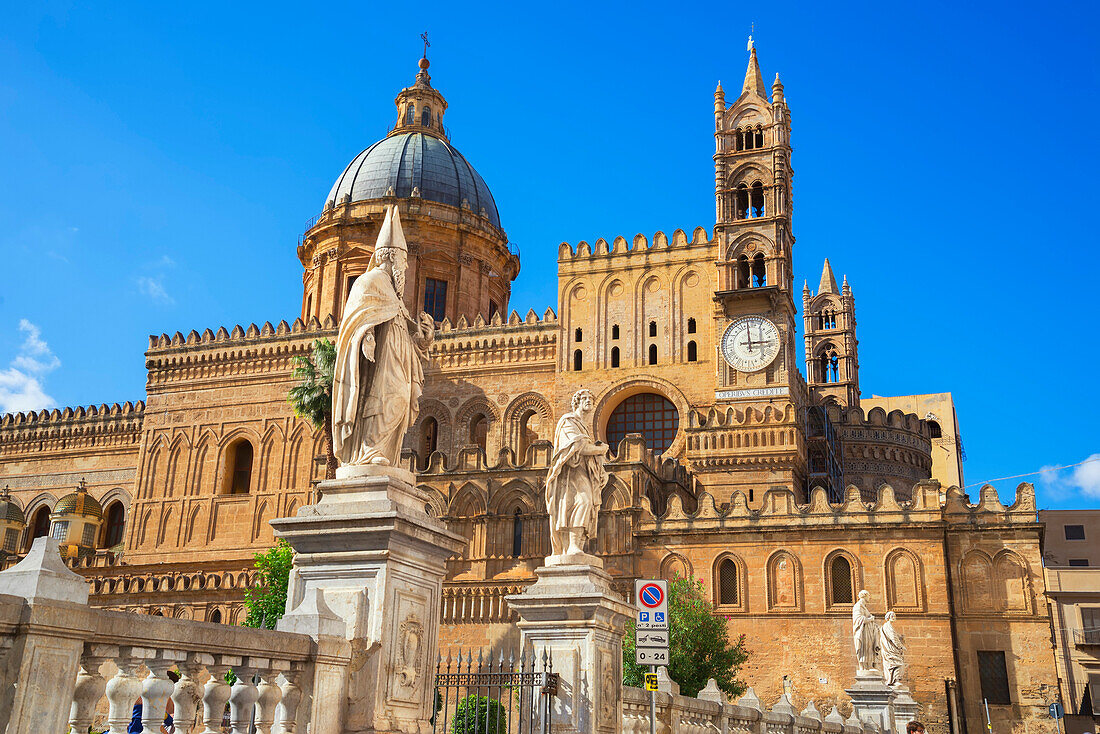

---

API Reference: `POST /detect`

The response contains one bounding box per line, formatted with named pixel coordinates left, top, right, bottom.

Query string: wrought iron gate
left=432, top=648, right=558, bottom=734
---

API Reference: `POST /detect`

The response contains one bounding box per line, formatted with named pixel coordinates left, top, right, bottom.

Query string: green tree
left=451, top=695, right=506, bottom=734
left=287, top=337, right=338, bottom=480
left=243, top=540, right=293, bottom=629
left=623, top=574, right=749, bottom=698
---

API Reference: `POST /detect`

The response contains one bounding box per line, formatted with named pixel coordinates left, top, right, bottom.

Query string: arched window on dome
left=405, top=104, right=415, bottom=126
left=421, top=106, right=432, bottom=127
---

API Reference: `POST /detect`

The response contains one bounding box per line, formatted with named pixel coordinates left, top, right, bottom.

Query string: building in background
left=1042, top=509, right=1100, bottom=734
left=0, top=45, right=1058, bottom=734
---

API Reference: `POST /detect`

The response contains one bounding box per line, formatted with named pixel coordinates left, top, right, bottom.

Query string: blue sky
left=1, top=1, right=1097, bottom=509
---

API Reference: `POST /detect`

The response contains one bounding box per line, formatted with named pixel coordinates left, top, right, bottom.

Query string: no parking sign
left=635, top=579, right=669, bottom=665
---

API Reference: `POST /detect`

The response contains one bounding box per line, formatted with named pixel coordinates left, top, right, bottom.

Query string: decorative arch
left=219, top=428, right=261, bottom=495
left=448, top=483, right=486, bottom=517
left=504, top=392, right=553, bottom=464
left=824, top=549, right=862, bottom=609
left=594, top=377, right=690, bottom=458
left=884, top=547, right=925, bottom=612
left=600, top=477, right=632, bottom=511
left=766, top=550, right=803, bottom=611
left=155, top=506, right=175, bottom=547
left=660, top=552, right=693, bottom=581
left=164, top=433, right=192, bottom=498
left=253, top=500, right=275, bottom=544
left=22, top=494, right=55, bottom=551
left=284, top=424, right=309, bottom=490
left=257, top=424, right=285, bottom=491
left=415, top=399, right=452, bottom=459
left=712, top=553, right=748, bottom=613
left=993, top=550, right=1033, bottom=613
left=960, top=550, right=995, bottom=611
left=455, top=397, right=500, bottom=452
left=490, top=480, right=537, bottom=515
left=726, top=162, right=772, bottom=188
left=191, top=430, right=218, bottom=496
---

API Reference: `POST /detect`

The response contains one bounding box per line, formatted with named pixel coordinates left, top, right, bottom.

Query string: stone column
left=890, top=687, right=920, bottom=734
left=506, top=557, right=633, bottom=734
left=272, top=466, right=464, bottom=734
left=845, top=670, right=896, bottom=734
left=0, top=537, right=95, bottom=734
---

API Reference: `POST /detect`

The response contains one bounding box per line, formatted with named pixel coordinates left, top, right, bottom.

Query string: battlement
left=557, top=227, right=713, bottom=261
left=0, top=401, right=145, bottom=456
left=433, top=307, right=557, bottom=335
left=835, top=405, right=928, bottom=435
left=146, top=317, right=336, bottom=354
left=638, top=481, right=1037, bottom=530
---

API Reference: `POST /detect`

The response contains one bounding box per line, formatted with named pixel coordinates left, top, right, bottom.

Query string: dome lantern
left=0, top=485, right=26, bottom=567
left=50, top=477, right=104, bottom=561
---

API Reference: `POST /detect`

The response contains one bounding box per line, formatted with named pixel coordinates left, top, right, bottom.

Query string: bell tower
left=803, top=259, right=860, bottom=407
left=686, top=40, right=808, bottom=502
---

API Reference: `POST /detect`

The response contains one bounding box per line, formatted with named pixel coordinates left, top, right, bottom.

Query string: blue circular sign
left=1048, top=703, right=1064, bottom=720
left=639, top=583, right=664, bottom=608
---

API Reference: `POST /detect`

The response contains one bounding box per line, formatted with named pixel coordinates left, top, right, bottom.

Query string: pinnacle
left=742, top=47, right=768, bottom=98
left=818, top=259, right=839, bottom=294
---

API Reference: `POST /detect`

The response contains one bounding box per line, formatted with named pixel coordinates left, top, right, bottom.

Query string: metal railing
left=1073, top=627, right=1100, bottom=645
left=433, top=648, right=557, bottom=734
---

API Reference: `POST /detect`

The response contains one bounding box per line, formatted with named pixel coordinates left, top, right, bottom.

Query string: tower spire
left=742, top=37, right=768, bottom=98
left=818, top=258, right=839, bottom=294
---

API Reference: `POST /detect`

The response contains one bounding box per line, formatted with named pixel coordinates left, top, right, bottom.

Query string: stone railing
left=622, top=674, right=886, bottom=734
left=0, top=538, right=351, bottom=734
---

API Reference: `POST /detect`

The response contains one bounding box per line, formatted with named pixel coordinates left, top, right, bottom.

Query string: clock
left=721, top=316, right=781, bottom=372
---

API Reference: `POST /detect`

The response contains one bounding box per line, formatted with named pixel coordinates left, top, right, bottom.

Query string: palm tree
left=287, top=338, right=338, bottom=479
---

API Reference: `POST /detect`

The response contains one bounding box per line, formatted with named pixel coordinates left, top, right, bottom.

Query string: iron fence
left=432, top=648, right=558, bottom=734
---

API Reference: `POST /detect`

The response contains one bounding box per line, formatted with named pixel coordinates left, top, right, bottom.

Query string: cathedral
left=0, top=45, right=1056, bottom=734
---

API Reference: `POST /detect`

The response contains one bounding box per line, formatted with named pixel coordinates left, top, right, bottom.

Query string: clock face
left=721, top=316, right=781, bottom=372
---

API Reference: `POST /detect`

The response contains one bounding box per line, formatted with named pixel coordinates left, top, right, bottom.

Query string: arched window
left=830, top=555, right=855, bottom=605
left=649, top=321, right=657, bottom=337
left=209, top=609, right=222, bottom=624
left=738, top=255, right=751, bottom=289
left=27, top=506, right=50, bottom=550
left=421, top=106, right=432, bottom=126
left=421, top=417, right=438, bottom=464
left=573, top=349, right=582, bottom=371
left=611, top=347, right=620, bottom=368
left=517, top=410, right=538, bottom=461
left=752, top=253, right=767, bottom=287
left=611, top=324, right=620, bottom=340
left=829, top=353, right=840, bottom=382
left=512, top=508, right=523, bottom=557
left=687, top=318, right=696, bottom=334
left=605, top=393, right=679, bottom=455
left=735, top=184, right=749, bottom=220
left=404, top=104, right=415, bottom=125
left=718, top=558, right=739, bottom=605
left=648, top=344, right=658, bottom=365
left=575, top=328, right=583, bottom=343
left=735, top=129, right=744, bottom=151
left=687, top=340, right=697, bottom=362
left=751, top=181, right=765, bottom=218
left=754, top=127, right=764, bottom=148
left=225, top=440, right=254, bottom=494
left=928, top=420, right=943, bottom=439
left=470, top=414, right=488, bottom=453
left=102, top=501, right=125, bottom=549
left=817, top=353, right=829, bottom=383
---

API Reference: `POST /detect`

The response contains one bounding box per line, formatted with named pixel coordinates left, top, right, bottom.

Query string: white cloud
left=1040, top=454, right=1100, bottom=501
left=137, top=275, right=175, bottom=305
left=0, top=320, right=60, bottom=414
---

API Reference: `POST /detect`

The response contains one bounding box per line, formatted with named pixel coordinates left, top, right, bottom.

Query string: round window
left=606, top=392, right=679, bottom=455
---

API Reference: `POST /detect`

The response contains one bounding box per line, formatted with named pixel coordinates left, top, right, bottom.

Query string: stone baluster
left=105, top=646, right=151, bottom=734
left=275, top=664, right=304, bottom=734
left=142, top=651, right=185, bottom=734
left=201, top=657, right=235, bottom=734
left=228, top=660, right=261, bottom=734
left=171, top=653, right=212, bottom=734
left=255, top=660, right=288, bottom=734
left=68, top=643, right=117, bottom=734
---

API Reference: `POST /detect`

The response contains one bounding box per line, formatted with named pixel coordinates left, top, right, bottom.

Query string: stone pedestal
left=272, top=468, right=465, bottom=734
left=506, top=561, right=633, bottom=734
left=845, top=669, right=896, bottom=733
left=890, top=687, right=920, bottom=734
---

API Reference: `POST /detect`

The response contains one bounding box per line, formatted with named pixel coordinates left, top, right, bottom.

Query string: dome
left=0, top=490, right=25, bottom=525
left=53, top=485, right=103, bottom=520
left=326, top=132, right=501, bottom=229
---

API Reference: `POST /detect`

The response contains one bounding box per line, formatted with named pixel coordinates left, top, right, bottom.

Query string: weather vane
left=421, top=31, right=430, bottom=59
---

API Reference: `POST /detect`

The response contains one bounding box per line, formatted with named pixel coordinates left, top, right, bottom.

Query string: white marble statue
left=852, top=589, right=879, bottom=673
left=544, top=389, right=609, bottom=561
left=879, top=611, right=905, bottom=686
left=332, top=206, right=435, bottom=470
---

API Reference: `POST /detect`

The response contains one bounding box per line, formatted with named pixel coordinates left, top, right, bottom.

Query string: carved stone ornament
left=397, top=614, right=425, bottom=687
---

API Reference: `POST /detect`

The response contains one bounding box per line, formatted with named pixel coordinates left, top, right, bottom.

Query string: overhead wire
left=963, top=455, right=1100, bottom=489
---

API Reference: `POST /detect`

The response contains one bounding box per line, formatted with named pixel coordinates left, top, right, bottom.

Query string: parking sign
left=634, top=579, right=670, bottom=665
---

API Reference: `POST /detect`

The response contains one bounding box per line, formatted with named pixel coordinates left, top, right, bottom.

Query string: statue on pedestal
left=879, top=611, right=906, bottom=686
left=544, top=389, right=609, bottom=561
left=332, top=206, right=435, bottom=470
left=852, top=589, right=879, bottom=673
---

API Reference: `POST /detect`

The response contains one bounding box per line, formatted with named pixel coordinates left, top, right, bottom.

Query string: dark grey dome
left=327, top=132, right=501, bottom=229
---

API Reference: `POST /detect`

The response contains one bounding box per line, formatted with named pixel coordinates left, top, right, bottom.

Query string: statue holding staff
left=852, top=589, right=878, bottom=673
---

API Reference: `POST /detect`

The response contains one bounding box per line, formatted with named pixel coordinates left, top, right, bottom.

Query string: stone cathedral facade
left=0, top=48, right=1056, bottom=734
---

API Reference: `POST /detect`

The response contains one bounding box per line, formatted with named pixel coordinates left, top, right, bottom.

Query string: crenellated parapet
left=636, top=481, right=1038, bottom=532
left=0, top=401, right=145, bottom=455
left=144, top=318, right=337, bottom=389
left=429, top=307, right=557, bottom=373
left=830, top=405, right=933, bottom=500
left=557, top=227, right=714, bottom=261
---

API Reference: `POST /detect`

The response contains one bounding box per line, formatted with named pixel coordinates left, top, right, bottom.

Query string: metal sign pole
left=983, top=698, right=992, bottom=734
left=650, top=664, right=656, bottom=734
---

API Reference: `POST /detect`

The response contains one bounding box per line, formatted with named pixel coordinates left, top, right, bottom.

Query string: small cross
left=421, top=31, right=430, bottom=58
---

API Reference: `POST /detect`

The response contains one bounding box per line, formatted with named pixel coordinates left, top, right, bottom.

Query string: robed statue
left=332, top=206, right=435, bottom=471
left=544, top=389, right=609, bottom=561
left=879, top=611, right=906, bottom=686
left=852, top=589, right=878, bottom=673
